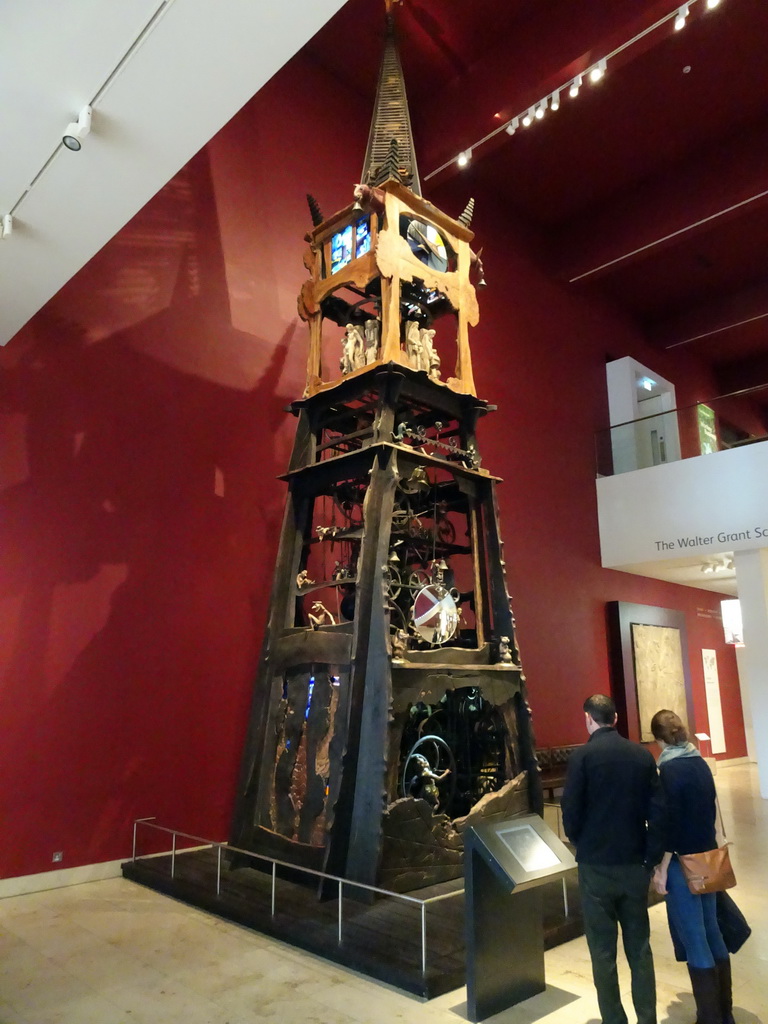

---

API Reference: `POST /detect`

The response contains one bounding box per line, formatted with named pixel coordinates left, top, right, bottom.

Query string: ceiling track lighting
left=1, top=213, right=12, bottom=239
left=1, top=2, right=176, bottom=239
left=675, top=3, right=690, bottom=29
left=589, top=59, right=607, bottom=83
left=569, top=74, right=583, bottom=99
left=426, top=0, right=727, bottom=183
left=700, top=556, right=733, bottom=574
left=63, top=105, right=92, bottom=151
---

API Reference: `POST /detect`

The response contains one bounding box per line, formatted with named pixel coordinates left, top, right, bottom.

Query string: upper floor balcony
left=596, top=383, right=768, bottom=478
left=594, top=383, right=768, bottom=592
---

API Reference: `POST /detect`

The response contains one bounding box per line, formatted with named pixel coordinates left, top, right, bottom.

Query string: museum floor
left=0, top=763, right=765, bottom=1024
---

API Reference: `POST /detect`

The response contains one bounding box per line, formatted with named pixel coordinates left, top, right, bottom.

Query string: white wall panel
left=597, top=443, right=768, bottom=569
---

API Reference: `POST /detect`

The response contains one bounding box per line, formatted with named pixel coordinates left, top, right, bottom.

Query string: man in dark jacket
left=561, top=694, right=663, bottom=1024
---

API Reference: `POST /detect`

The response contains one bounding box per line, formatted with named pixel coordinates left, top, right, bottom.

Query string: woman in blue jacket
left=651, top=710, right=732, bottom=1024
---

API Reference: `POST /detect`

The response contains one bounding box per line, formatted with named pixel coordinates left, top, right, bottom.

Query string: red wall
left=0, top=50, right=746, bottom=880
left=432, top=177, right=746, bottom=754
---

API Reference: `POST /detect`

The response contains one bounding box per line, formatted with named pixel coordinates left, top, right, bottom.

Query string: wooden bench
left=536, top=744, right=582, bottom=801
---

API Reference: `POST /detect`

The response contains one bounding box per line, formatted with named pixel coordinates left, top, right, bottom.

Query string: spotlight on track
left=589, top=59, right=607, bottom=83
left=674, top=4, right=690, bottom=31
left=63, top=106, right=92, bottom=151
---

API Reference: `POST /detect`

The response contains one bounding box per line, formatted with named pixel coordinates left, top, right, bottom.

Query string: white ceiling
left=615, top=553, right=737, bottom=597
left=0, top=0, right=346, bottom=347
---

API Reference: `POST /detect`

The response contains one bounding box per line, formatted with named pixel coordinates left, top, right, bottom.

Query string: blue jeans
left=666, top=857, right=729, bottom=968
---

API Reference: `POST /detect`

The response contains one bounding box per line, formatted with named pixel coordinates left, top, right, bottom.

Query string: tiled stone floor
left=0, top=763, right=765, bottom=1024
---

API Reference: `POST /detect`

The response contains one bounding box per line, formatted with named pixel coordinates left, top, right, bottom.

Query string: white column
left=733, top=549, right=768, bottom=798
left=734, top=645, right=756, bottom=763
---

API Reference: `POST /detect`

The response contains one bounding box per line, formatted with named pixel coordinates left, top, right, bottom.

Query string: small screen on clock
left=331, top=225, right=353, bottom=275
left=355, top=218, right=371, bottom=258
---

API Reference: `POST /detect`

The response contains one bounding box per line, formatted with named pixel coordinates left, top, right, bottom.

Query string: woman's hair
left=650, top=709, right=688, bottom=745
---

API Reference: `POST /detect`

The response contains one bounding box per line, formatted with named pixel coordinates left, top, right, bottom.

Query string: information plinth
left=464, top=814, right=576, bottom=1022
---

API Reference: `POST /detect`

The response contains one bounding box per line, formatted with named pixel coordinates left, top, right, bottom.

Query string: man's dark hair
left=583, top=694, right=616, bottom=726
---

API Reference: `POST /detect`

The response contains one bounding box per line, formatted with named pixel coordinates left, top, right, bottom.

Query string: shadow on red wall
left=0, top=171, right=297, bottom=878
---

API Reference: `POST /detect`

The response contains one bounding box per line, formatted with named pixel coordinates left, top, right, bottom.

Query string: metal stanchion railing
left=542, top=799, right=572, bottom=920
left=131, top=817, right=466, bottom=979
left=421, top=901, right=427, bottom=976
left=132, top=817, right=156, bottom=861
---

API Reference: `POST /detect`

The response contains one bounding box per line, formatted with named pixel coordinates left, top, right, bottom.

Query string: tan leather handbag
left=679, top=845, right=736, bottom=894
left=678, top=792, right=736, bottom=894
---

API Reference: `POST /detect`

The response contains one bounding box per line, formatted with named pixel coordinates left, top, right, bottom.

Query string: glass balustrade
left=596, top=383, right=768, bottom=477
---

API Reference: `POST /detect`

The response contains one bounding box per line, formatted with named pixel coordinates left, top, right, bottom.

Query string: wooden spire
left=306, top=193, right=324, bottom=227
left=458, top=197, right=475, bottom=227
left=361, top=14, right=421, bottom=195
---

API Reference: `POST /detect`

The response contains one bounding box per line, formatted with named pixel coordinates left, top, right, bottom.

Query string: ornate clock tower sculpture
left=232, top=9, right=541, bottom=893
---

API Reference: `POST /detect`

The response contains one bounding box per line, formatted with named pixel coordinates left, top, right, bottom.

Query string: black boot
left=687, top=965, right=721, bottom=1024
left=715, top=958, right=734, bottom=1024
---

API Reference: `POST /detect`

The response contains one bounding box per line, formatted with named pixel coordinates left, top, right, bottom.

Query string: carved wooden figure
left=341, top=323, right=365, bottom=374
left=404, top=319, right=421, bottom=369
left=364, top=317, right=380, bottom=364
left=308, top=601, right=336, bottom=628
left=421, top=327, right=441, bottom=378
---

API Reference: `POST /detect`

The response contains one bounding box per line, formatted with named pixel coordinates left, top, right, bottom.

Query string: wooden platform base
left=122, top=849, right=585, bottom=998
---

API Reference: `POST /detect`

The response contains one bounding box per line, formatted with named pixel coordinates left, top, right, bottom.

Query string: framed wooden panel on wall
left=607, top=602, right=694, bottom=744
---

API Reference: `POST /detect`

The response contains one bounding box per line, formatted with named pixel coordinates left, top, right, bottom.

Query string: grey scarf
left=657, top=741, right=701, bottom=766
